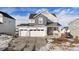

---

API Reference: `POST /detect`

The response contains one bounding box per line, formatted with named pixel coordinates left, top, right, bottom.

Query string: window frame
left=38, top=17, right=43, bottom=24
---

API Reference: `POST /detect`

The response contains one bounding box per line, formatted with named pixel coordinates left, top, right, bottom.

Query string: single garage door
left=20, top=29, right=29, bottom=36
left=30, top=29, right=46, bottom=37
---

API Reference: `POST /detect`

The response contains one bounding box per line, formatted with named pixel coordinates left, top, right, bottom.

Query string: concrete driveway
left=7, top=37, right=47, bottom=51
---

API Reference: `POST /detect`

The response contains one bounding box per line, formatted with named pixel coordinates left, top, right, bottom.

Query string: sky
left=0, top=7, right=79, bottom=27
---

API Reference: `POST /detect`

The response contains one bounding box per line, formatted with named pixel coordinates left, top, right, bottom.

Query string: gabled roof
left=29, top=14, right=37, bottom=19
left=29, top=13, right=56, bottom=19
left=0, top=11, right=15, bottom=19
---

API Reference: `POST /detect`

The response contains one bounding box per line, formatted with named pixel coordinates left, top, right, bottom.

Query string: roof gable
left=0, top=11, right=15, bottom=20
left=29, top=13, right=56, bottom=19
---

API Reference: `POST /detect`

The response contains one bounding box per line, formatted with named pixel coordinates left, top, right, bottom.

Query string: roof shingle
left=0, top=11, right=15, bottom=19
left=29, top=13, right=56, bottom=19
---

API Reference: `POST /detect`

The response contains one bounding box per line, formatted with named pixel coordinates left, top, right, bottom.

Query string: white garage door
left=19, top=29, right=46, bottom=37
left=20, top=29, right=29, bottom=36
left=30, top=29, right=46, bottom=37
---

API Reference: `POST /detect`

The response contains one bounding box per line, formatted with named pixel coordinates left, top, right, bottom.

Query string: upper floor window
left=38, top=17, right=43, bottom=24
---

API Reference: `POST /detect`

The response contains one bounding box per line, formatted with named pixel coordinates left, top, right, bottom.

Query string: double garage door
left=19, top=29, right=46, bottom=37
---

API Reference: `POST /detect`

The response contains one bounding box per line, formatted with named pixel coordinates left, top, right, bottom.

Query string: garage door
left=19, top=29, right=46, bottom=37
left=30, top=29, right=46, bottom=37
left=20, top=29, right=29, bottom=36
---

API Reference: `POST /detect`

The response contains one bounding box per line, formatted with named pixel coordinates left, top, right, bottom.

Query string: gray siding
left=69, top=19, right=79, bottom=37
left=0, top=16, right=15, bottom=35
left=34, top=14, right=47, bottom=25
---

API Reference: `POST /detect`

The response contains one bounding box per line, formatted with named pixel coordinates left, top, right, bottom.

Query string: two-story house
left=17, top=12, right=61, bottom=37
left=0, top=11, right=16, bottom=36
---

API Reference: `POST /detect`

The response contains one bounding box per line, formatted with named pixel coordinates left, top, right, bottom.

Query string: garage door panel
left=20, top=31, right=29, bottom=36
left=30, top=31, right=45, bottom=37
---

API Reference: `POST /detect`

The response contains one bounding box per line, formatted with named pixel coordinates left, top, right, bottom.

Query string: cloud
left=25, top=8, right=39, bottom=13
left=53, top=8, right=61, bottom=13
left=36, top=8, right=48, bottom=13
left=57, top=9, right=79, bottom=27
left=0, top=7, right=29, bottom=25
left=35, top=8, right=79, bottom=27
left=53, top=8, right=77, bottom=15
left=0, top=7, right=79, bottom=27
left=12, top=14, right=29, bottom=25
left=0, top=7, right=16, bottom=14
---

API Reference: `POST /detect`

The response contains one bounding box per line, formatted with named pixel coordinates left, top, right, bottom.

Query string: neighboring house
left=0, top=11, right=16, bottom=35
left=17, top=12, right=61, bottom=37
left=69, top=18, right=79, bottom=37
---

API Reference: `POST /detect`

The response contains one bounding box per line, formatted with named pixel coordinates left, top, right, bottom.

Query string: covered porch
left=47, top=22, right=61, bottom=36
left=47, top=26, right=59, bottom=35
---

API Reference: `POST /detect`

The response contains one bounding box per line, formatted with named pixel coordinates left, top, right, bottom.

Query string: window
left=38, top=17, right=43, bottom=24
left=54, top=27, right=58, bottom=30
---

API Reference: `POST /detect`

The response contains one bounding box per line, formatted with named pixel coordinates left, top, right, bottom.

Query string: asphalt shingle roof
left=29, top=13, right=56, bottom=19
left=0, top=11, right=15, bottom=19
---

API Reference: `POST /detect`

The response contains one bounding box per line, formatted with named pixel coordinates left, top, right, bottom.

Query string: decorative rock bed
left=39, top=37, right=79, bottom=51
